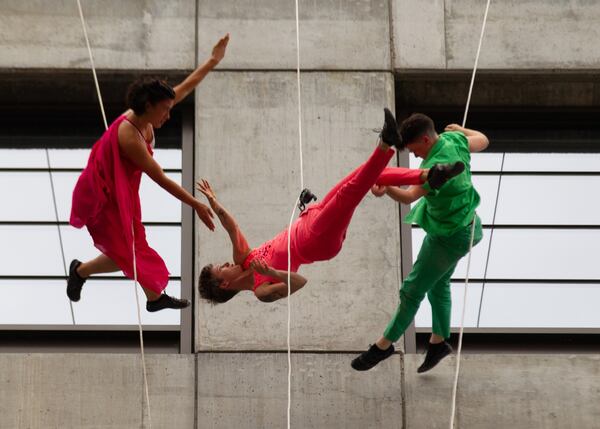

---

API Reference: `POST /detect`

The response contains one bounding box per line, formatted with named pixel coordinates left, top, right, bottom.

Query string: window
left=0, top=106, right=184, bottom=329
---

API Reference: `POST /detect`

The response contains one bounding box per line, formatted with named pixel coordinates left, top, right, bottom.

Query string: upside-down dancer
left=67, top=35, right=230, bottom=312
left=351, top=113, right=489, bottom=373
left=197, top=109, right=464, bottom=304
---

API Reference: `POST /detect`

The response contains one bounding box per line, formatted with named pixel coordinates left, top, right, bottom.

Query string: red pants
left=293, top=147, right=422, bottom=262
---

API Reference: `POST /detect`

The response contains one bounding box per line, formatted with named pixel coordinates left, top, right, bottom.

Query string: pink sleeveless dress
left=70, top=115, right=169, bottom=293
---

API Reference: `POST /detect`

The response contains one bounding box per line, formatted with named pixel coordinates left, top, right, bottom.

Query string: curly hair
left=198, top=264, right=239, bottom=304
left=399, top=113, right=436, bottom=145
left=125, top=77, right=175, bottom=115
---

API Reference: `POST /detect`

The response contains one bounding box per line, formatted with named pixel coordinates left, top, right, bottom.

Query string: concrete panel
left=195, top=71, right=402, bottom=351
left=196, top=353, right=403, bottom=429
left=393, top=0, right=446, bottom=69
left=0, top=0, right=195, bottom=69
left=0, top=353, right=195, bottom=429
left=444, top=0, right=600, bottom=69
left=197, top=0, right=391, bottom=70
left=404, top=354, right=600, bottom=429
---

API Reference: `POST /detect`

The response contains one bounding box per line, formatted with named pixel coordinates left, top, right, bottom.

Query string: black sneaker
left=146, top=294, right=191, bottom=312
left=427, top=162, right=465, bottom=190
left=351, top=343, right=395, bottom=371
left=298, top=188, right=317, bottom=212
left=417, top=341, right=453, bottom=373
left=380, top=108, right=404, bottom=150
left=67, top=259, right=86, bottom=302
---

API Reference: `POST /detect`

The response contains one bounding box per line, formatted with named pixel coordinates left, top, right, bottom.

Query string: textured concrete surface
left=4, top=0, right=600, bottom=72
left=394, top=0, right=600, bottom=70
left=393, top=0, right=446, bottom=69
left=0, top=354, right=195, bottom=429
left=0, top=0, right=195, bottom=69
left=194, top=71, right=402, bottom=351
left=404, top=354, right=600, bottom=429
left=197, top=0, right=391, bottom=70
left=196, top=353, right=403, bottom=429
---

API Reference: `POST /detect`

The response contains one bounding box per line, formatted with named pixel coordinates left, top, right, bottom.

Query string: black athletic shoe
left=417, top=341, right=453, bottom=373
left=66, top=259, right=86, bottom=302
left=427, top=162, right=465, bottom=190
left=298, top=188, right=317, bottom=212
left=351, top=343, right=395, bottom=371
left=380, top=108, right=404, bottom=150
left=146, top=294, right=191, bottom=312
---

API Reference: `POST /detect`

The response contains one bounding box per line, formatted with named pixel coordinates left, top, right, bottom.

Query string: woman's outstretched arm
left=173, top=34, right=230, bottom=105
left=197, top=179, right=251, bottom=264
left=119, top=123, right=215, bottom=230
left=251, top=260, right=308, bottom=302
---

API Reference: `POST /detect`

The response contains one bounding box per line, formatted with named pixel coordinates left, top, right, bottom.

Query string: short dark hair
left=125, top=77, right=175, bottom=115
left=198, top=264, right=239, bottom=304
left=399, top=113, right=436, bottom=144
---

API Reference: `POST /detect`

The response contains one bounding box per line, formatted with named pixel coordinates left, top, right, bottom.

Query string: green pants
left=384, top=216, right=483, bottom=341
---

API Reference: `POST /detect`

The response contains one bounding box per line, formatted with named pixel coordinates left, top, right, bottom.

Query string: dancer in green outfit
left=351, top=113, right=489, bottom=373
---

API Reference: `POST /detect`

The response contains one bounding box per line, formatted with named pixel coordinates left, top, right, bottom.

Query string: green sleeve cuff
left=422, top=181, right=432, bottom=193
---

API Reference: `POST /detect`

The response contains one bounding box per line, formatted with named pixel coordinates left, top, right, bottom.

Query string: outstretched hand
left=194, top=202, right=215, bottom=231
left=211, top=33, right=230, bottom=64
left=197, top=179, right=217, bottom=201
left=371, top=184, right=387, bottom=197
left=250, top=259, right=273, bottom=276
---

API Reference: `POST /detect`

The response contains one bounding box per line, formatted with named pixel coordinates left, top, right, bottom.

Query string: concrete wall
left=0, top=0, right=195, bottom=69
left=2, top=353, right=599, bottom=428
left=4, top=0, right=600, bottom=71
left=403, top=354, right=600, bottom=429
left=195, top=71, right=401, bottom=351
left=394, top=0, right=600, bottom=70
left=0, top=353, right=195, bottom=429
left=197, top=353, right=403, bottom=428
left=197, top=0, right=391, bottom=70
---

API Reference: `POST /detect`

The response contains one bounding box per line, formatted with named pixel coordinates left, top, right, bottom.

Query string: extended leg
left=67, top=253, right=119, bottom=302
left=351, top=233, right=462, bottom=371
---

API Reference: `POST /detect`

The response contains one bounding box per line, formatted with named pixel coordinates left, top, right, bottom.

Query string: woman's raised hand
left=211, top=33, right=230, bottom=64
left=194, top=201, right=215, bottom=231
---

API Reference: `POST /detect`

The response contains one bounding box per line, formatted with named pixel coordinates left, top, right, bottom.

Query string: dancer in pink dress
left=197, top=109, right=465, bottom=304
left=68, top=35, right=229, bottom=312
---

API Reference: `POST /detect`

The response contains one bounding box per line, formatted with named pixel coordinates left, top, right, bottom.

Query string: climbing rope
left=449, top=1, right=492, bottom=428
left=75, top=1, right=152, bottom=427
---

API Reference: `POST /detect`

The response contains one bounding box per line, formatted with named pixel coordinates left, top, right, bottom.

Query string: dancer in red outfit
left=197, top=109, right=464, bottom=303
left=67, top=34, right=229, bottom=312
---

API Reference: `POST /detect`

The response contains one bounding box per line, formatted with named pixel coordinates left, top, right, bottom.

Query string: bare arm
left=197, top=180, right=251, bottom=264
left=118, top=123, right=215, bottom=230
left=251, top=260, right=308, bottom=303
left=372, top=184, right=428, bottom=205
left=173, top=34, right=229, bottom=105
left=445, top=124, right=489, bottom=153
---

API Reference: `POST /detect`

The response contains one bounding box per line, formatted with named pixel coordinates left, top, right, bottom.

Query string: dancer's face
left=145, top=98, right=174, bottom=129
left=212, top=262, right=243, bottom=283
left=406, top=134, right=436, bottom=159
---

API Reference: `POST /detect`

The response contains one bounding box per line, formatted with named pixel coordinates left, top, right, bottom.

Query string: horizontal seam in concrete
left=195, top=350, right=404, bottom=355
left=211, top=68, right=395, bottom=73
left=395, top=68, right=600, bottom=75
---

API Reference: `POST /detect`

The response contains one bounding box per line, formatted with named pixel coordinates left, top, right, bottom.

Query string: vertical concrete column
left=193, top=0, right=400, bottom=351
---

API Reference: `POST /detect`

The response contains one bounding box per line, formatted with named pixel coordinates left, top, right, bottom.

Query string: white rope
left=450, top=1, right=491, bottom=428
left=287, top=0, right=305, bottom=427
left=132, top=225, right=153, bottom=429
left=45, top=149, right=76, bottom=325
left=76, top=1, right=152, bottom=427
left=76, top=0, right=108, bottom=130
left=286, top=198, right=300, bottom=429
left=294, top=0, right=305, bottom=191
